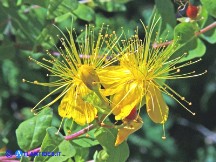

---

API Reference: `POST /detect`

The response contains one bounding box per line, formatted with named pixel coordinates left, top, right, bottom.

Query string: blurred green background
left=0, top=0, right=216, bottom=161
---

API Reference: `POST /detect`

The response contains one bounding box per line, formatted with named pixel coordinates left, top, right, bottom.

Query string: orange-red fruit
left=126, top=107, right=137, bottom=120
left=186, top=4, right=199, bottom=19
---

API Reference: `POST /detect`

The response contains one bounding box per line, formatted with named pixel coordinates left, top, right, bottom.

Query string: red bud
left=186, top=4, right=199, bottom=19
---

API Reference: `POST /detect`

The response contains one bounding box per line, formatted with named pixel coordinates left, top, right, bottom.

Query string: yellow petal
left=98, top=66, right=131, bottom=95
left=115, top=116, right=143, bottom=146
left=71, top=95, right=97, bottom=125
left=146, top=84, right=169, bottom=124
left=99, top=65, right=144, bottom=120
left=58, top=85, right=97, bottom=125
left=112, top=82, right=143, bottom=120
left=58, top=89, right=73, bottom=119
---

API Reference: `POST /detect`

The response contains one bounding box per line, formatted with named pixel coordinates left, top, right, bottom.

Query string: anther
left=100, top=122, right=105, bottom=126
left=67, top=130, right=71, bottom=134
left=162, top=136, right=166, bottom=140
left=22, top=79, right=26, bottom=82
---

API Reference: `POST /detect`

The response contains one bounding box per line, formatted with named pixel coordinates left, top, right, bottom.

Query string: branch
left=64, top=124, right=95, bottom=140
left=177, top=117, right=216, bottom=144
left=0, top=124, right=95, bottom=161
left=153, top=21, right=216, bottom=48
left=195, top=21, right=216, bottom=36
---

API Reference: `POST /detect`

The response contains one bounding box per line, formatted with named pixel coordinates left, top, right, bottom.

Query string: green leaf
left=55, top=13, right=74, bottom=23
left=2, top=59, right=19, bottom=92
left=147, top=7, right=162, bottom=42
left=18, top=0, right=48, bottom=7
left=73, top=4, right=95, bottom=22
left=174, top=22, right=199, bottom=45
left=16, top=108, right=53, bottom=151
left=20, top=156, right=30, bottom=162
left=94, top=128, right=129, bottom=162
left=200, top=0, right=216, bottom=18
left=155, top=0, right=176, bottom=31
left=20, top=107, right=34, bottom=119
left=47, top=0, right=78, bottom=19
left=0, top=42, right=15, bottom=60
left=47, top=0, right=62, bottom=17
left=1, top=4, right=47, bottom=46
left=63, top=118, right=75, bottom=135
left=34, top=127, right=76, bottom=162
left=155, top=0, right=176, bottom=25
left=93, top=0, right=127, bottom=12
left=172, top=22, right=207, bottom=62
left=0, top=135, right=8, bottom=148
left=177, top=38, right=206, bottom=63
left=94, top=150, right=109, bottom=162
left=64, top=159, right=74, bottom=162
left=36, top=25, right=59, bottom=49
left=197, top=6, right=208, bottom=28
left=72, top=131, right=99, bottom=148
left=74, top=147, right=89, bottom=162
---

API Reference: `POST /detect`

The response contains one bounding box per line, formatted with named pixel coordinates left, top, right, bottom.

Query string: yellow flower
left=23, top=25, right=120, bottom=126
left=99, top=18, right=207, bottom=135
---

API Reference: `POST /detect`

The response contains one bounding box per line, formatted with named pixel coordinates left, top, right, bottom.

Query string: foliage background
left=0, top=0, right=216, bottom=161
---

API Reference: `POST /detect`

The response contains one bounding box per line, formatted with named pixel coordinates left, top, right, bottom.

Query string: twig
left=195, top=21, right=216, bottom=36
left=177, top=117, right=216, bottom=144
left=153, top=21, right=216, bottom=48
left=64, top=124, right=95, bottom=140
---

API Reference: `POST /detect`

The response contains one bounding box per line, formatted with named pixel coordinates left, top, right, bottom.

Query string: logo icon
left=5, top=150, right=13, bottom=158
left=15, top=150, right=23, bottom=159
